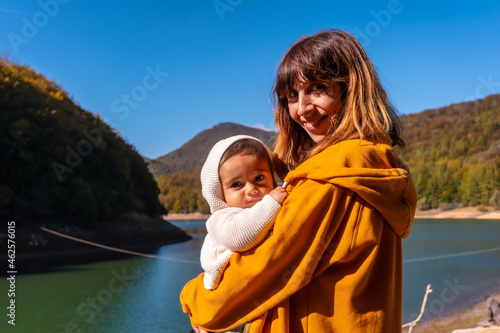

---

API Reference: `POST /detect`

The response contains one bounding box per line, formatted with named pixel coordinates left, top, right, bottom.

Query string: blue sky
left=1, top=0, right=500, bottom=158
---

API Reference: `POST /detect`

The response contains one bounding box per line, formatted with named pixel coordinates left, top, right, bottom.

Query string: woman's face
left=287, top=81, right=343, bottom=143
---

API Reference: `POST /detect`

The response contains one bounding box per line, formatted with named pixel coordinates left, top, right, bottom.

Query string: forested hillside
left=156, top=166, right=210, bottom=214
left=153, top=95, right=500, bottom=214
left=0, top=58, right=166, bottom=226
left=397, top=94, right=500, bottom=209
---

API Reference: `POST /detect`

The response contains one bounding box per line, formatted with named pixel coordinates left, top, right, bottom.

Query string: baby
left=200, top=135, right=288, bottom=290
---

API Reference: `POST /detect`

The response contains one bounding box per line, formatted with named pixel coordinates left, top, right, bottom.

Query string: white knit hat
left=201, top=135, right=273, bottom=214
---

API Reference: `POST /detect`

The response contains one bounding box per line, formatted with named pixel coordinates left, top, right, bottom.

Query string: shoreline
left=414, top=207, right=500, bottom=220
left=163, top=207, right=500, bottom=221
left=163, top=213, right=211, bottom=220
left=0, top=215, right=192, bottom=275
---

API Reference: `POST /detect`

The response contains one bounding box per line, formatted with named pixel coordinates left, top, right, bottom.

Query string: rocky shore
left=0, top=214, right=192, bottom=274
left=410, top=290, right=500, bottom=333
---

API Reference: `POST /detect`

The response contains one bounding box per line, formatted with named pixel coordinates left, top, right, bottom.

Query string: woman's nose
left=297, top=91, right=313, bottom=116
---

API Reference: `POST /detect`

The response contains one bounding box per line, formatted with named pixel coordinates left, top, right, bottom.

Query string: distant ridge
left=147, top=122, right=275, bottom=178
left=151, top=94, right=500, bottom=214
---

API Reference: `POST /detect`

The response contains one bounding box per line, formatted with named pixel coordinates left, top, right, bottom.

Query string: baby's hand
left=269, top=187, right=288, bottom=205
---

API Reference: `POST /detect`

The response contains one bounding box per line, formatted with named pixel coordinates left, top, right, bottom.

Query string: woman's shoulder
left=284, top=139, right=400, bottom=184
left=314, top=139, right=397, bottom=168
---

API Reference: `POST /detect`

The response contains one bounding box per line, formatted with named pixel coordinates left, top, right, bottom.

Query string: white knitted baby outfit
left=200, top=135, right=281, bottom=290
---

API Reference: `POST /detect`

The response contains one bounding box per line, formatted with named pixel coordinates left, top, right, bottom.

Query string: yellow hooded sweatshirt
left=180, top=139, right=417, bottom=333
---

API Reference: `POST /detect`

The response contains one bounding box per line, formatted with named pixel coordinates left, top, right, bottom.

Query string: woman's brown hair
left=273, top=29, right=405, bottom=174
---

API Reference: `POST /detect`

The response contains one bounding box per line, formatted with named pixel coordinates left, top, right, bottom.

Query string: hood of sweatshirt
left=201, top=135, right=274, bottom=214
left=284, top=139, right=417, bottom=238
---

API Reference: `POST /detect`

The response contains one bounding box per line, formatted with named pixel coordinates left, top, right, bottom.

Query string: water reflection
left=401, top=219, right=500, bottom=323
left=170, top=220, right=207, bottom=239
left=108, top=222, right=205, bottom=332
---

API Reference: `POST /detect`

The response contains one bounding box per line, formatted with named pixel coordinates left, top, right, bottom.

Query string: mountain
left=0, top=58, right=166, bottom=226
left=0, top=59, right=193, bottom=269
left=151, top=94, right=500, bottom=214
left=147, top=122, right=275, bottom=178
left=396, top=93, right=500, bottom=209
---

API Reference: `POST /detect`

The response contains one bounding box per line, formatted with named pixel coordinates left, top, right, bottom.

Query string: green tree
left=0, top=58, right=165, bottom=226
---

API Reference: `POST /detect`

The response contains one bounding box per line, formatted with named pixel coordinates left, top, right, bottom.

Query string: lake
left=1, top=218, right=499, bottom=332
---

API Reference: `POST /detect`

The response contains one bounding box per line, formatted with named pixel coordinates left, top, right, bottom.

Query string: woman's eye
left=287, top=91, right=298, bottom=102
left=311, top=83, right=326, bottom=94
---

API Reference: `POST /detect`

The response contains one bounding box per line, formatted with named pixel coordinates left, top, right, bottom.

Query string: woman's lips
left=303, top=115, right=326, bottom=130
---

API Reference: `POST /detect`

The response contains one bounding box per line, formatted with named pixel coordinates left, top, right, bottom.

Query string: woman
left=181, top=29, right=417, bottom=333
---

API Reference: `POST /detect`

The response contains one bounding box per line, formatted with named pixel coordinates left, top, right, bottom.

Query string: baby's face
left=219, top=153, right=274, bottom=208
